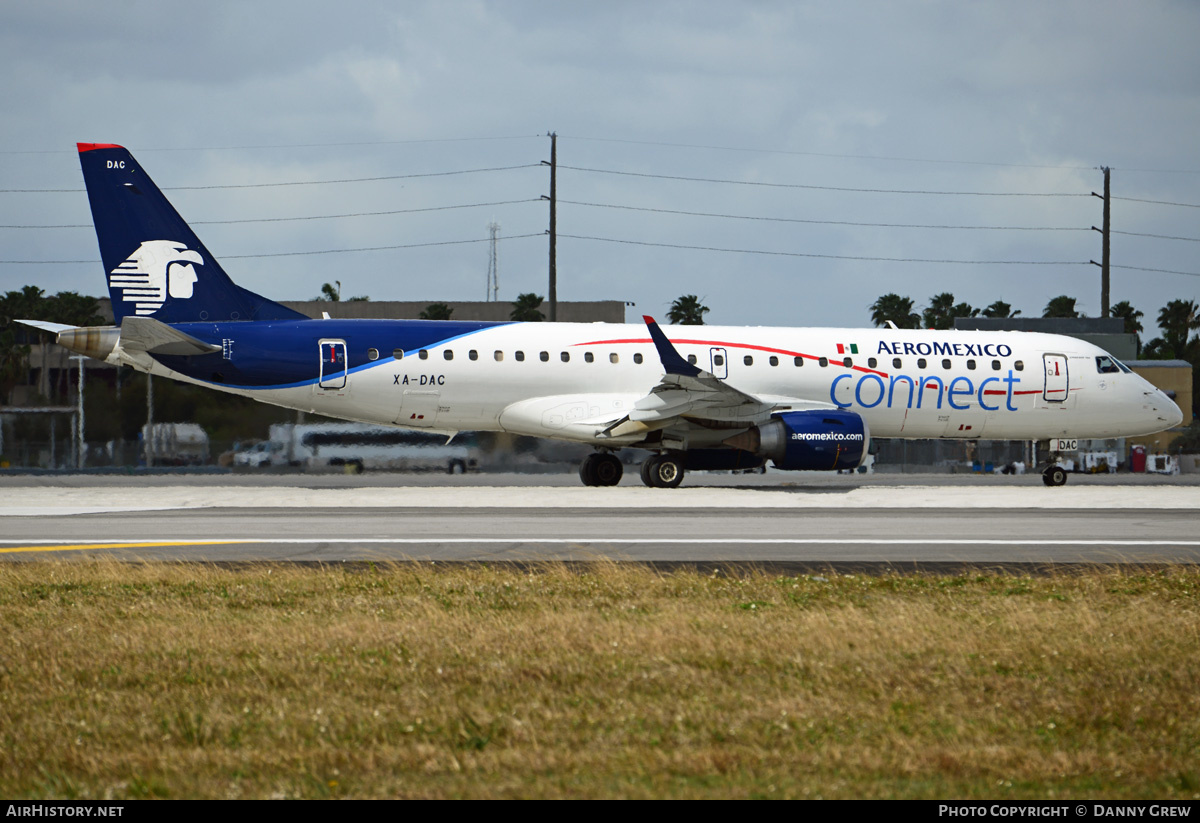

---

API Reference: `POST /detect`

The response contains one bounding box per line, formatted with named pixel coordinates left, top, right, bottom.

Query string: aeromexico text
left=876, top=340, right=1014, bottom=358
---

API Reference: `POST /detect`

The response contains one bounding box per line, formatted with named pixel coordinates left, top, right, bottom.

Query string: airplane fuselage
left=118, top=319, right=1179, bottom=445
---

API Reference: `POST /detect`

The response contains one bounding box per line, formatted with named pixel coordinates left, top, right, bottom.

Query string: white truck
left=234, top=422, right=477, bottom=473
left=142, top=422, right=209, bottom=466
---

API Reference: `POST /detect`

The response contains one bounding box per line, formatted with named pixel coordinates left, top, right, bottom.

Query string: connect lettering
left=832, top=370, right=1023, bottom=412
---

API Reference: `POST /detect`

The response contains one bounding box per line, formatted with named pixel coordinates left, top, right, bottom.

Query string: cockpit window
left=1097, top=355, right=1132, bottom=374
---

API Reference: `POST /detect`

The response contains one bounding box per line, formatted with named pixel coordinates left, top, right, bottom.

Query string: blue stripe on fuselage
left=152, top=319, right=513, bottom=389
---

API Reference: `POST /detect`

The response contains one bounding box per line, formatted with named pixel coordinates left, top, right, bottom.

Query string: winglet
left=643, top=315, right=701, bottom=377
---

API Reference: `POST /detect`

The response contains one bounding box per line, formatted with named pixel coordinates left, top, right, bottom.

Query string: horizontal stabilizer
left=14, top=319, right=77, bottom=336
left=120, top=316, right=221, bottom=356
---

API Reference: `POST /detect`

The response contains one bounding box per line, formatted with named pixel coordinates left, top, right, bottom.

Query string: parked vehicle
left=233, top=423, right=477, bottom=473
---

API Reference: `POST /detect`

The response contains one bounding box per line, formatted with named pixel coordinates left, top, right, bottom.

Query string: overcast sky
left=2, top=1, right=1197, bottom=337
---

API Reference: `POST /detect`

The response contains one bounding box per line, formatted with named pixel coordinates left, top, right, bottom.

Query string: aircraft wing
left=598, top=316, right=834, bottom=439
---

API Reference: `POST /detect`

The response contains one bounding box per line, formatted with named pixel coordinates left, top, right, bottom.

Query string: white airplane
left=22, top=144, right=1183, bottom=487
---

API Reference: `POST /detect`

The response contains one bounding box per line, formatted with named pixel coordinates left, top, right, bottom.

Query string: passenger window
left=610, top=353, right=619, bottom=364
left=419, top=349, right=429, bottom=360
left=992, top=360, right=1001, bottom=371
left=713, top=354, right=724, bottom=366
left=867, top=357, right=876, bottom=368
left=769, top=356, right=779, bottom=367
left=941, top=358, right=951, bottom=369
left=515, top=351, right=525, bottom=362
left=585, top=352, right=594, bottom=363
left=893, top=358, right=902, bottom=369
left=560, top=352, right=570, bottom=363
left=844, top=357, right=853, bottom=368
left=444, top=350, right=453, bottom=361
left=469, top=349, right=478, bottom=361
left=393, top=349, right=405, bottom=360
left=634, top=353, right=644, bottom=364
left=1015, top=360, right=1024, bottom=371
left=687, top=354, right=697, bottom=365
left=819, top=357, right=828, bottom=367
left=917, top=358, right=927, bottom=369
left=367, top=348, right=379, bottom=361
left=540, top=351, right=549, bottom=362
left=794, top=356, right=804, bottom=367
left=494, top=350, right=503, bottom=361
left=744, top=355, right=754, bottom=366
left=966, top=359, right=976, bottom=370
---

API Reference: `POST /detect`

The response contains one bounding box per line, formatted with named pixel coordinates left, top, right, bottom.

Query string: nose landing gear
left=1042, top=465, right=1068, bottom=487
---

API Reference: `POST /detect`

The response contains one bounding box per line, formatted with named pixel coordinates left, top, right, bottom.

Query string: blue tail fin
left=77, top=143, right=307, bottom=324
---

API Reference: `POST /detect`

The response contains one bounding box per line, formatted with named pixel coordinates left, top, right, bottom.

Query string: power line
left=559, top=165, right=1089, bottom=197
left=1112, top=229, right=1200, bottom=243
left=560, top=198, right=1087, bottom=232
left=0, top=233, right=545, bottom=264
left=559, top=233, right=1088, bottom=266
left=1112, top=195, right=1200, bottom=209
left=0, top=198, right=543, bottom=229
left=565, top=135, right=1099, bottom=171
left=0, top=135, right=544, bottom=155
left=0, top=163, right=542, bottom=193
left=1111, top=264, right=1200, bottom=278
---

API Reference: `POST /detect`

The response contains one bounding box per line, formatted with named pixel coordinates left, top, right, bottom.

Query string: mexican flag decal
left=836, top=343, right=858, bottom=355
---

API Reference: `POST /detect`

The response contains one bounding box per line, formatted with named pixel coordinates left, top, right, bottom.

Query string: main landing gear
left=1041, top=465, right=1068, bottom=487
left=640, top=454, right=685, bottom=488
left=579, top=452, right=624, bottom=487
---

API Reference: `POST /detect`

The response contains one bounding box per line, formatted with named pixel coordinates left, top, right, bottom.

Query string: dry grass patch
left=0, top=562, right=1197, bottom=798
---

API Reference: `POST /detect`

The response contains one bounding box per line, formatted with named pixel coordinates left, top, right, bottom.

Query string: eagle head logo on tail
left=108, top=240, right=203, bottom=316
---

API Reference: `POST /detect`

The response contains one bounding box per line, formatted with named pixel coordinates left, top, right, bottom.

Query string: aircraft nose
left=1142, top=386, right=1184, bottom=431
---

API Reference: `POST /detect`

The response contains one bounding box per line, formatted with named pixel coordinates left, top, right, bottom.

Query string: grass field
left=1, top=561, right=1197, bottom=799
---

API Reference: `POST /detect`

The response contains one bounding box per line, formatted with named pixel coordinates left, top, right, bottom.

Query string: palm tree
left=510, top=293, right=545, bottom=322
left=1155, top=300, right=1200, bottom=359
left=419, top=303, right=454, bottom=320
left=317, top=281, right=341, bottom=302
left=1043, top=295, right=1079, bottom=318
left=982, top=300, right=1021, bottom=319
left=869, top=294, right=920, bottom=329
left=922, top=293, right=957, bottom=330
left=667, top=294, right=709, bottom=325
left=1110, top=300, right=1144, bottom=355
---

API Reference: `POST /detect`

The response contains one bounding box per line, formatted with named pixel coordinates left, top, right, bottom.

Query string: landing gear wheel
left=593, top=453, right=623, bottom=486
left=1042, top=465, right=1068, bottom=487
left=640, top=454, right=685, bottom=488
left=580, top=453, right=623, bottom=487
left=579, top=454, right=600, bottom=486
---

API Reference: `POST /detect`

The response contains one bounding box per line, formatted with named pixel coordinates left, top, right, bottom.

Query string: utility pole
left=544, top=131, right=558, bottom=322
left=486, top=220, right=500, bottom=301
left=71, top=355, right=85, bottom=469
left=1090, top=166, right=1111, bottom=318
left=145, top=373, right=154, bottom=467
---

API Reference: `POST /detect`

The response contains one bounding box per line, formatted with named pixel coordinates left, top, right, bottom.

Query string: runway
left=1, top=472, right=1197, bottom=567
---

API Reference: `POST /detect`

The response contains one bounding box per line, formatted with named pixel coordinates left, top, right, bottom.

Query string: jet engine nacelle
left=726, top=409, right=870, bottom=471
left=57, top=326, right=121, bottom=361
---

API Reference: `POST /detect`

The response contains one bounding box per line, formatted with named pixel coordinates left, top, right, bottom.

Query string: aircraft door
left=318, top=340, right=347, bottom=390
left=709, top=347, right=728, bottom=379
left=1043, top=354, right=1068, bottom=402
